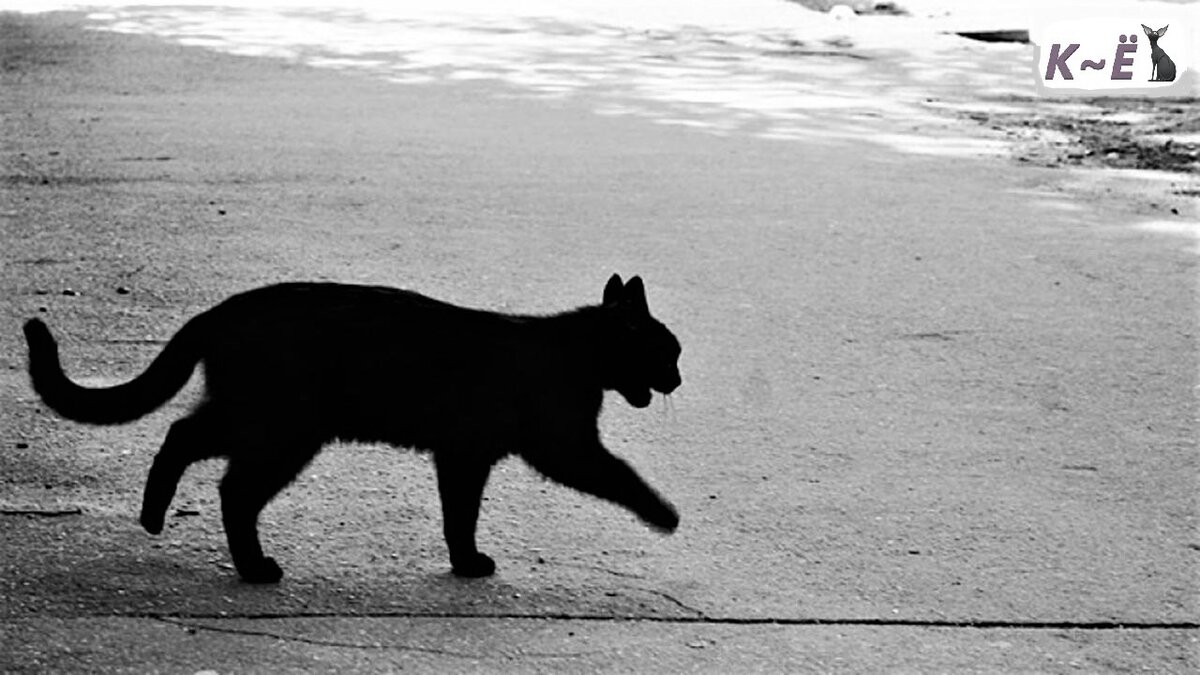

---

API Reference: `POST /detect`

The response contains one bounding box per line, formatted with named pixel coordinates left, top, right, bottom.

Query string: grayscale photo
left=2, top=0, right=1197, bottom=671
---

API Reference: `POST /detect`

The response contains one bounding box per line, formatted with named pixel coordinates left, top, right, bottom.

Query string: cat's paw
left=236, top=556, right=284, bottom=584
left=641, top=501, right=680, bottom=534
left=451, top=552, right=496, bottom=578
left=139, top=509, right=165, bottom=536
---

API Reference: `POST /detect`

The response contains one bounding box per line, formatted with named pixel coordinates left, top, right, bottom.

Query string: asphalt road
left=2, top=11, right=1197, bottom=673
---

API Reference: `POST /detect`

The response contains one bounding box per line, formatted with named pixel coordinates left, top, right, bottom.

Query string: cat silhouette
left=24, top=274, right=682, bottom=582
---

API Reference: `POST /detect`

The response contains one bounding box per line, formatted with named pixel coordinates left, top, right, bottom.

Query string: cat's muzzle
left=652, top=371, right=682, bottom=395
left=619, top=372, right=680, bottom=408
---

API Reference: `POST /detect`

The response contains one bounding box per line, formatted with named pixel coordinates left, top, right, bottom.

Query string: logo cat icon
left=1141, top=24, right=1176, bottom=81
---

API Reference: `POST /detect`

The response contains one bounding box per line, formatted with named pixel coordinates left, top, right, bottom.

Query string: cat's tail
left=23, top=317, right=205, bottom=425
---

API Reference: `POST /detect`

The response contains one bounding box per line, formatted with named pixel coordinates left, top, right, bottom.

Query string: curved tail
left=23, top=317, right=204, bottom=425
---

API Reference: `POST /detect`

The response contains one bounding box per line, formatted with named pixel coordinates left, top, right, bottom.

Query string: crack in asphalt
left=152, top=616, right=601, bottom=660
left=155, top=616, right=478, bottom=657
left=23, top=611, right=1199, bottom=662
left=635, top=588, right=708, bottom=619
left=145, top=612, right=1199, bottom=630
left=140, top=613, right=1198, bottom=662
left=557, top=561, right=647, bottom=580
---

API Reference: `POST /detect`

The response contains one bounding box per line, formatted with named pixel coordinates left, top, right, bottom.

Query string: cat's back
left=201, top=281, right=524, bottom=357
left=215, top=281, right=436, bottom=314
left=210, top=282, right=474, bottom=329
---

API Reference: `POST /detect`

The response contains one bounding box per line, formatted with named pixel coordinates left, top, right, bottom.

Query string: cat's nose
left=655, top=371, right=681, bottom=394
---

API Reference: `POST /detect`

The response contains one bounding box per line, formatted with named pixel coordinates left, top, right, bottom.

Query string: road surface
left=1, top=10, right=1196, bottom=673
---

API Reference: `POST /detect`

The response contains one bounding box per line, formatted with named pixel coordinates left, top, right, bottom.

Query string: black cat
left=23, top=274, right=681, bottom=583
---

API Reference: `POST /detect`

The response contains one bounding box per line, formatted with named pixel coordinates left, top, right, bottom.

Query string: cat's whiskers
left=659, top=392, right=677, bottom=420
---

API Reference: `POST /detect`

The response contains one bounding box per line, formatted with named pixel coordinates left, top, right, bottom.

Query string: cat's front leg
left=525, top=439, right=679, bottom=533
left=434, top=454, right=496, bottom=577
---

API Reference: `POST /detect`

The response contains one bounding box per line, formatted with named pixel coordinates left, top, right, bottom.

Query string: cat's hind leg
left=219, top=447, right=317, bottom=583
left=434, top=454, right=496, bottom=577
left=525, top=440, right=679, bottom=533
left=141, top=411, right=221, bottom=535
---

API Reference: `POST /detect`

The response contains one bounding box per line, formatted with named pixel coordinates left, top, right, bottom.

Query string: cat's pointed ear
left=624, top=276, right=649, bottom=314
left=1142, top=24, right=1154, bottom=35
left=603, top=274, right=624, bottom=306
left=1157, top=25, right=1169, bottom=36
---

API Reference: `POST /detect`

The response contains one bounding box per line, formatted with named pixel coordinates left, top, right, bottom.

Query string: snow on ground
left=3, top=1, right=1197, bottom=167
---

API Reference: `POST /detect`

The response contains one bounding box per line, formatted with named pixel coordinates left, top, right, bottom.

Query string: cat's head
left=601, top=274, right=682, bottom=408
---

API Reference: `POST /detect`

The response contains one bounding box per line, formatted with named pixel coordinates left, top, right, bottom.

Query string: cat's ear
left=624, top=276, right=649, bottom=314
left=1157, top=25, right=1168, bottom=36
left=1142, top=24, right=1154, bottom=35
left=603, top=274, right=624, bottom=305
